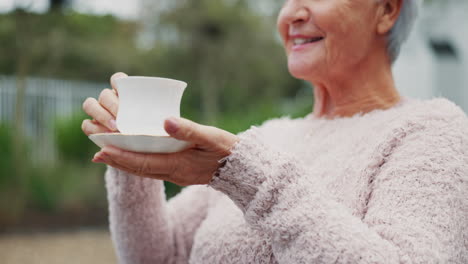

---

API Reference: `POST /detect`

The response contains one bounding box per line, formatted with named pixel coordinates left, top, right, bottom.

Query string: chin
left=288, top=61, right=319, bottom=81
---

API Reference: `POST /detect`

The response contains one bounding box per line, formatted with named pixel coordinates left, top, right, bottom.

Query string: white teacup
left=114, top=76, right=187, bottom=135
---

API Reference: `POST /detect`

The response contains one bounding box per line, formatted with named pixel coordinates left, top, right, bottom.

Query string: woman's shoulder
left=394, top=97, right=468, bottom=146
left=237, top=115, right=305, bottom=138
left=404, top=97, right=467, bottom=120
left=254, top=115, right=305, bottom=129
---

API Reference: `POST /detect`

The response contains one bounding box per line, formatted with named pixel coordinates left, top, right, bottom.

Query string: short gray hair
left=381, top=0, right=421, bottom=63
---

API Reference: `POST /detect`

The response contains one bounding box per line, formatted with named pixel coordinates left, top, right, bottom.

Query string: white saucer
left=89, top=133, right=191, bottom=153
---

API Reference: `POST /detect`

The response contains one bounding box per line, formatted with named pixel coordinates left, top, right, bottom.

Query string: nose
left=277, top=1, right=310, bottom=39
left=280, top=1, right=310, bottom=26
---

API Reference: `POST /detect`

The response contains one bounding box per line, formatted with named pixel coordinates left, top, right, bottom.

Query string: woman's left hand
left=93, top=117, right=239, bottom=186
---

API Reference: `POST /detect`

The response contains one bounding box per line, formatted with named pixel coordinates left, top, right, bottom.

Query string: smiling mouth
left=292, top=37, right=324, bottom=45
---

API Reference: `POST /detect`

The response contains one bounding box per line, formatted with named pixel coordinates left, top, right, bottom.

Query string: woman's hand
left=81, top=72, right=127, bottom=135
left=93, top=117, right=239, bottom=186
left=83, top=72, right=238, bottom=186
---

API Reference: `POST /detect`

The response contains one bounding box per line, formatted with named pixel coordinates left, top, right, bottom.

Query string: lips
left=288, top=34, right=324, bottom=52
left=291, top=36, right=324, bottom=46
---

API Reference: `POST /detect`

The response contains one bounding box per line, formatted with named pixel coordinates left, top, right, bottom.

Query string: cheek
left=276, top=10, right=289, bottom=50
left=320, top=9, right=373, bottom=67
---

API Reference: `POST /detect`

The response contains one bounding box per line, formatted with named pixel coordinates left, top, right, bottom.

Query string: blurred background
left=0, top=0, right=466, bottom=263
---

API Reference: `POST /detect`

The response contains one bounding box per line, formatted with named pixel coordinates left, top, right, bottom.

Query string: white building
left=393, top=1, right=468, bottom=113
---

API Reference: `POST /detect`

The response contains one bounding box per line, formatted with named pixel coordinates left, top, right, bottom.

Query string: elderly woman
left=82, top=0, right=468, bottom=263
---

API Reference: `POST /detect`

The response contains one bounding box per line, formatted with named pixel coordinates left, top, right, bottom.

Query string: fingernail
left=165, top=118, right=179, bottom=134
left=109, top=119, right=117, bottom=131
left=114, top=72, right=127, bottom=79
left=92, top=152, right=105, bottom=163
left=93, top=157, right=104, bottom=163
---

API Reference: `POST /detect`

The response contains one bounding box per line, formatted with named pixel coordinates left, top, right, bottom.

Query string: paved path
left=0, top=229, right=117, bottom=264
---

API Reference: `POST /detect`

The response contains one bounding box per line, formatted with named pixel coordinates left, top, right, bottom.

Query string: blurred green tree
left=55, top=113, right=98, bottom=163
left=0, top=1, right=303, bottom=127
left=0, top=124, right=13, bottom=188
left=0, top=1, right=309, bottom=225
left=49, top=0, right=70, bottom=11
left=156, top=0, right=301, bottom=125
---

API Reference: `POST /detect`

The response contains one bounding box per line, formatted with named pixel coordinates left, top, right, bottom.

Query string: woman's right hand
left=82, top=72, right=127, bottom=136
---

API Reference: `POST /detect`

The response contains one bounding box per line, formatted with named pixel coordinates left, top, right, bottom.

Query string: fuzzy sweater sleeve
left=105, top=169, right=216, bottom=264
left=209, top=115, right=468, bottom=263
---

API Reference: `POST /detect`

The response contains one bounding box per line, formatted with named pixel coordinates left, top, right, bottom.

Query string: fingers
left=98, top=146, right=177, bottom=176
left=93, top=151, right=170, bottom=180
left=82, top=119, right=112, bottom=135
left=98, top=88, right=119, bottom=117
left=83, top=97, right=118, bottom=131
left=110, top=72, right=128, bottom=94
left=81, top=72, right=124, bottom=133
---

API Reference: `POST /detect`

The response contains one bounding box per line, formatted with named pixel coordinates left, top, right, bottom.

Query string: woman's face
left=277, top=0, right=382, bottom=81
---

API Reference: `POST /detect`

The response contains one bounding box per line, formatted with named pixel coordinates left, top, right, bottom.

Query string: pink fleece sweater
left=105, top=98, right=468, bottom=264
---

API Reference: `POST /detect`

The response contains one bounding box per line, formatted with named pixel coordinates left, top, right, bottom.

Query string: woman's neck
left=310, top=50, right=401, bottom=119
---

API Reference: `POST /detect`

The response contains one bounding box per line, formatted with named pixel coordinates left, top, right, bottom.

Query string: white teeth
left=293, top=37, right=323, bottom=45
left=293, top=38, right=309, bottom=45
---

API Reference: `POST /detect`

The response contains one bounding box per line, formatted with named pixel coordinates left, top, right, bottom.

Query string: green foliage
left=0, top=2, right=302, bottom=123
left=217, top=88, right=313, bottom=134
left=0, top=1, right=314, bottom=226
left=25, top=162, right=106, bottom=212
left=0, top=123, right=29, bottom=220
left=0, top=10, right=144, bottom=81
left=164, top=181, right=183, bottom=199
left=0, top=123, right=106, bottom=218
left=0, top=123, right=13, bottom=186
left=157, top=0, right=302, bottom=123
left=0, top=113, right=107, bottom=217
left=27, top=165, right=63, bottom=212
left=55, top=113, right=99, bottom=163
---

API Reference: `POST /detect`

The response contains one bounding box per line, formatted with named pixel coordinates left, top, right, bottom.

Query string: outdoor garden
left=0, top=0, right=309, bottom=262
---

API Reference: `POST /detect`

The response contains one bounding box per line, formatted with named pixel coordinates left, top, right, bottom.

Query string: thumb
left=164, top=117, right=207, bottom=144
left=164, top=117, right=238, bottom=154
left=164, top=117, right=238, bottom=151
